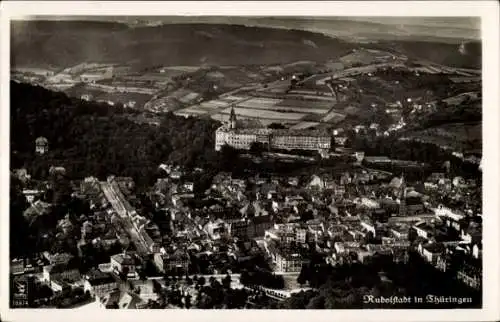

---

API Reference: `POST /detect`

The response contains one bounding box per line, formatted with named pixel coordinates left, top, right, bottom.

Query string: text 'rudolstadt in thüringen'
left=363, top=295, right=473, bottom=305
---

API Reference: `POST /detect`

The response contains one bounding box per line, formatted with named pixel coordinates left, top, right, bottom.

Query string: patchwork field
left=175, top=107, right=209, bottom=115
left=321, top=111, right=347, bottom=123
left=220, top=107, right=306, bottom=120
left=276, top=98, right=333, bottom=109
left=287, top=94, right=337, bottom=102
left=199, top=100, right=232, bottom=109
left=236, top=104, right=327, bottom=115
left=290, top=122, right=321, bottom=130
left=178, top=92, right=201, bottom=104
left=175, top=85, right=343, bottom=124
left=162, top=66, right=200, bottom=72
left=236, top=97, right=282, bottom=107
left=210, top=113, right=282, bottom=127
left=219, top=95, right=246, bottom=102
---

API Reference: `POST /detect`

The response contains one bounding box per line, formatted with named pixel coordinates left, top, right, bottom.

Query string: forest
left=11, top=81, right=222, bottom=187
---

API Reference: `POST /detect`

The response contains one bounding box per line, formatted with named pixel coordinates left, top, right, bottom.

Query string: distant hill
left=11, top=20, right=481, bottom=70
left=385, top=40, right=481, bottom=69
left=38, top=16, right=480, bottom=42
left=11, top=21, right=355, bottom=69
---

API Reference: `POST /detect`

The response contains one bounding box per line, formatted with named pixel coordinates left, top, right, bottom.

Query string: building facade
left=273, top=252, right=310, bottom=273
left=154, top=250, right=190, bottom=274
left=42, top=264, right=81, bottom=283
left=215, top=108, right=331, bottom=152
left=110, top=253, right=138, bottom=278
left=83, top=271, right=118, bottom=297
left=35, top=136, right=49, bottom=155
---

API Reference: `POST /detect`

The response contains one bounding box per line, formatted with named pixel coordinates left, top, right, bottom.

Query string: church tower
left=399, top=173, right=407, bottom=216
left=229, top=106, right=237, bottom=129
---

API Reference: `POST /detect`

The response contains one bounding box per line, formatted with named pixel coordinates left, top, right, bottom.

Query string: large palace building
left=215, top=107, right=331, bottom=152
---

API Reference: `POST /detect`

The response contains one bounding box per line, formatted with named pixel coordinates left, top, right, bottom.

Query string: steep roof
left=35, top=136, right=48, bottom=145
left=111, top=253, right=136, bottom=266
left=87, top=270, right=116, bottom=286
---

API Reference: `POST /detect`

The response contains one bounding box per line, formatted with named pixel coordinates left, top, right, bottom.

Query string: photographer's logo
left=12, top=279, right=29, bottom=308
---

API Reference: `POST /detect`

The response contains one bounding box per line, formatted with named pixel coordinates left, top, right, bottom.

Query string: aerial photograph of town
left=8, top=13, right=484, bottom=311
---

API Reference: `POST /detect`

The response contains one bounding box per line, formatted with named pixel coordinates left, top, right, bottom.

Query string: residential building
left=98, top=289, right=146, bottom=309
left=391, top=248, right=410, bottom=264
left=413, top=222, right=434, bottom=240
left=42, top=263, right=80, bottom=283
left=11, top=259, right=26, bottom=276
left=83, top=270, right=118, bottom=297
left=35, top=136, right=49, bottom=155
left=250, top=215, right=273, bottom=237
left=418, top=243, right=444, bottom=265
left=269, top=245, right=310, bottom=273
left=110, top=253, right=138, bottom=278
left=457, top=262, right=482, bottom=290
left=436, top=253, right=453, bottom=272
left=154, top=249, right=190, bottom=274
left=228, top=219, right=250, bottom=239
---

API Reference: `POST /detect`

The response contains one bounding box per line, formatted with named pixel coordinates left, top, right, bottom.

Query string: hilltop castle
left=215, top=107, right=331, bottom=152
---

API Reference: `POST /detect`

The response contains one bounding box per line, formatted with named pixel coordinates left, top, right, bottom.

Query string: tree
left=73, top=287, right=84, bottom=297
left=184, top=294, right=192, bottom=309
left=281, top=290, right=316, bottom=309
left=249, top=142, right=266, bottom=156
left=306, top=295, right=325, bottom=309
left=197, top=276, right=206, bottom=286
left=138, top=269, right=147, bottom=280
left=120, top=266, right=129, bottom=280
left=297, top=265, right=309, bottom=287
left=240, top=270, right=250, bottom=285
left=222, top=274, right=232, bottom=289
left=219, top=144, right=239, bottom=171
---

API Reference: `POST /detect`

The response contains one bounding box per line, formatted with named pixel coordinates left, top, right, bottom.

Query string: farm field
left=210, top=113, right=283, bottom=126
left=231, top=96, right=329, bottom=114
left=286, top=94, right=337, bottom=102
left=210, top=113, right=298, bottom=127
left=175, top=107, right=209, bottom=115
left=276, top=98, right=333, bottom=109
left=321, top=111, right=347, bottom=123
left=219, top=95, right=246, bottom=102
left=122, top=74, right=173, bottom=82
left=289, top=89, right=333, bottom=96
left=343, top=105, right=361, bottom=115
left=220, top=107, right=306, bottom=120
left=236, top=103, right=328, bottom=115
left=168, top=88, right=196, bottom=99
left=301, top=73, right=336, bottom=85
left=178, top=92, right=200, bottom=103
left=162, top=66, right=200, bottom=72
left=290, top=122, right=321, bottom=130
left=199, top=100, right=232, bottom=109
left=92, top=91, right=152, bottom=107
left=237, top=97, right=282, bottom=106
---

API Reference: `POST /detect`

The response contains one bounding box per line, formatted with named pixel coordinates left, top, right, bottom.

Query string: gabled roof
left=111, top=253, right=136, bottom=266
left=45, top=263, right=79, bottom=274
left=422, top=242, right=445, bottom=254
left=35, top=136, right=48, bottom=145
